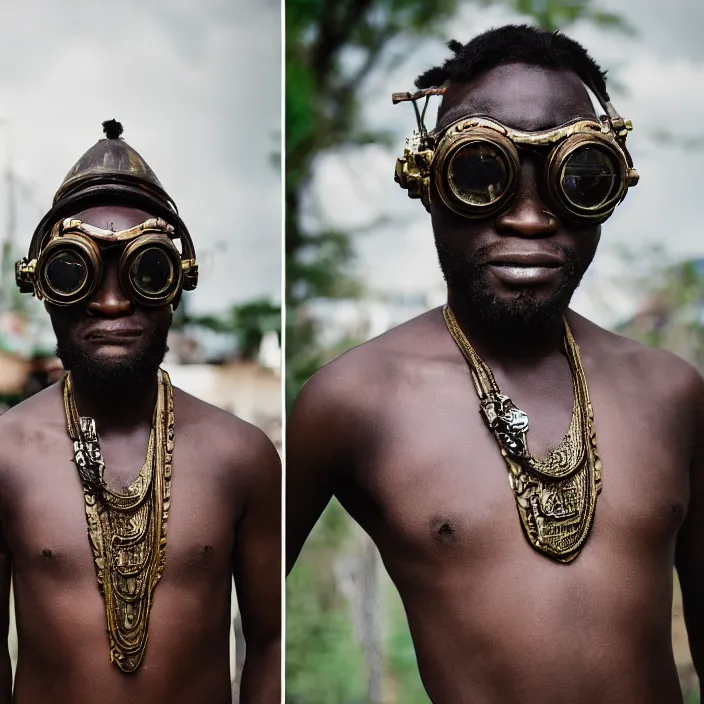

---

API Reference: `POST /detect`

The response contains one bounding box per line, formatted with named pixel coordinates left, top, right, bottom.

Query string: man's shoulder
left=575, top=313, right=703, bottom=402
left=296, top=308, right=440, bottom=416
left=173, top=387, right=279, bottom=476
left=0, top=383, right=64, bottom=479
left=0, top=382, right=62, bottom=436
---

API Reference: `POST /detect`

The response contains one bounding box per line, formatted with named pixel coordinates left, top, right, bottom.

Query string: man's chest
left=3, top=445, right=237, bottom=586
left=342, top=380, right=691, bottom=566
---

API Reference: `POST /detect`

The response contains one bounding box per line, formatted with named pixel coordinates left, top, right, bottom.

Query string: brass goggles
left=393, top=87, right=639, bottom=224
left=16, top=217, right=198, bottom=307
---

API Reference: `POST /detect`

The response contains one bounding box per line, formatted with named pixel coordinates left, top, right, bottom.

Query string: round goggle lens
left=561, top=146, right=619, bottom=210
left=448, top=142, right=510, bottom=206
left=45, top=250, right=88, bottom=295
left=130, top=247, right=174, bottom=296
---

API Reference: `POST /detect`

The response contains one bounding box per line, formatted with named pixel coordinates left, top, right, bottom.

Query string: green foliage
left=286, top=563, right=367, bottom=704
left=286, top=501, right=367, bottom=704
left=618, top=258, right=704, bottom=369
left=487, top=0, right=636, bottom=34
left=286, top=0, right=461, bottom=407
left=180, top=298, right=281, bottom=361
left=0, top=393, right=21, bottom=407
left=385, top=584, right=430, bottom=703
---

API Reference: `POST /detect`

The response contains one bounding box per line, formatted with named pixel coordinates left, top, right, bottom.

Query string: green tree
left=177, top=298, right=281, bottom=362
left=286, top=0, right=461, bottom=412
left=490, top=0, right=633, bottom=34
left=618, top=257, right=704, bottom=369
left=229, top=299, right=281, bottom=360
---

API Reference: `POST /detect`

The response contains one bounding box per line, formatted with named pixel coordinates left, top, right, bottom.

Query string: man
left=287, top=25, right=703, bottom=703
left=0, top=121, right=280, bottom=703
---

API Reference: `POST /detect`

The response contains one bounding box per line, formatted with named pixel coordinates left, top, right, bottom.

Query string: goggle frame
left=393, top=86, right=639, bottom=225
left=16, top=217, right=196, bottom=307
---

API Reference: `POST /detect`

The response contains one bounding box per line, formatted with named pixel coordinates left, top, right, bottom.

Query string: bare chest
left=2, top=431, right=236, bottom=586
left=343, top=376, right=691, bottom=569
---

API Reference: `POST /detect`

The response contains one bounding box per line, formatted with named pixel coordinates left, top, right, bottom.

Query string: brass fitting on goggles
left=16, top=217, right=198, bottom=307
left=393, top=86, right=639, bottom=224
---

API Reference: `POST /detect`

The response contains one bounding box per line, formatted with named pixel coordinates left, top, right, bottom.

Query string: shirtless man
left=0, top=122, right=280, bottom=703
left=287, top=25, right=703, bottom=703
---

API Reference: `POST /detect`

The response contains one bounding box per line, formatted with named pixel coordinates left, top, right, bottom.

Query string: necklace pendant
left=489, top=392, right=600, bottom=562
left=73, top=418, right=105, bottom=490
left=506, top=446, right=600, bottom=563
left=480, top=393, right=529, bottom=459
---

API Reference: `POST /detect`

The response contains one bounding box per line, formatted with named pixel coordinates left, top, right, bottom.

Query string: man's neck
left=69, top=372, right=159, bottom=431
left=446, top=292, right=568, bottom=371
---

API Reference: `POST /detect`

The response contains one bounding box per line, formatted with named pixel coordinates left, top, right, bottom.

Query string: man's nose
left=494, top=159, right=558, bottom=238
left=85, top=262, right=133, bottom=318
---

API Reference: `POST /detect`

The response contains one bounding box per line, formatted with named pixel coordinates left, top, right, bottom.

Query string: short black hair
left=416, top=24, right=608, bottom=101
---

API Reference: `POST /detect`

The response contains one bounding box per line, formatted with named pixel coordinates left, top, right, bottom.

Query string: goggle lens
left=448, top=142, right=510, bottom=206
left=45, top=250, right=88, bottom=295
left=129, top=246, right=174, bottom=296
left=561, top=145, right=619, bottom=210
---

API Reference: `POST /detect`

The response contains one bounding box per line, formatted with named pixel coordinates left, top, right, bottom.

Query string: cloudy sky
left=310, top=0, right=704, bottom=327
left=0, top=0, right=280, bottom=316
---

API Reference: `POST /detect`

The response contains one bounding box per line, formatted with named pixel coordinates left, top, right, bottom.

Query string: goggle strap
left=393, top=80, right=632, bottom=142
left=577, top=73, right=632, bottom=138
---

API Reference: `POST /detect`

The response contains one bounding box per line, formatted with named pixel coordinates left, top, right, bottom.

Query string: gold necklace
left=443, top=305, right=602, bottom=563
left=63, top=369, right=174, bottom=672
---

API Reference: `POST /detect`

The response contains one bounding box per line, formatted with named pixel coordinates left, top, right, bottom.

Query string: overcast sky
left=0, top=0, right=280, bottom=317
left=310, top=0, right=704, bottom=327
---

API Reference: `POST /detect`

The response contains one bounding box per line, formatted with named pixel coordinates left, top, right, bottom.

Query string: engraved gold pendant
left=63, top=369, right=174, bottom=671
left=443, top=306, right=602, bottom=563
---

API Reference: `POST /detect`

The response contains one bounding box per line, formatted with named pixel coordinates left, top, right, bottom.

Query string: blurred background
left=0, top=0, right=281, bottom=698
left=286, top=0, right=704, bottom=702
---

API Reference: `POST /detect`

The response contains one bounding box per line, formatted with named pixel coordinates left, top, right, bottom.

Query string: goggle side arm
left=15, top=258, right=36, bottom=294
left=392, top=88, right=446, bottom=210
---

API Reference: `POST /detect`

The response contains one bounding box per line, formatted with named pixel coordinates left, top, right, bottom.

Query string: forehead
left=72, top=205, right=155, bottom=231
left=436, top=63, right=596, bottom=131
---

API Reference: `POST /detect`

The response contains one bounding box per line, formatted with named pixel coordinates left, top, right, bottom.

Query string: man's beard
left=435, top=237, right=589, bottom=341
left=55, top=327, right=169, bottom=393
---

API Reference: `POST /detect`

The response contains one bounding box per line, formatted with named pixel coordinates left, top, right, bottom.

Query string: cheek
left=430, top=200, right=495, bottom=260
left=45, top=305, right=80, bottom=338
left=140, top=305, right=172, bottom=331
left=571, top=224, right=601, bottom=263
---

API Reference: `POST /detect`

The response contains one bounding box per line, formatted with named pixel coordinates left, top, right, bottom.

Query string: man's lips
left=486, top=251, right=564, bottom=268
left=485, top=252, right=564, bottom=286
left=84, top=326, right=143, bottom=341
